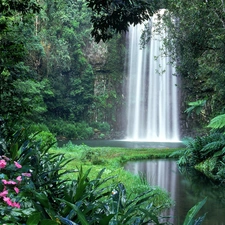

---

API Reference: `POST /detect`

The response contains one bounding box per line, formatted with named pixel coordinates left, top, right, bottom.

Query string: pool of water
left=124, top=159, right=225, bottom=225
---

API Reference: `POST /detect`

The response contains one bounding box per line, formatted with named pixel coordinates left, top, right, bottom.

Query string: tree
left=36, top=0, right=95, bottom=122
left=86, top=0, right=165, bottom=42
left=0, top=0, right=43, bottom=131
left=0, top=0, right=40, bottom=72
left=159, top=0, right=225, bottom=132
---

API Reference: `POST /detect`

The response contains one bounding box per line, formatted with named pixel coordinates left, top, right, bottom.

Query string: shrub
left=0, top=156, right=35, bottom=224
left=177, top=133, right=225, bottom=182
left=29, top=123, right=50, bottom=133
left=81, top=148, right=106, bottom=165
left=1, top=126, right=165, bottom=224
left=47, top=120, right=94, bottom=140
left=90, top=121, right=110, bottom=133
left=34, top=131, right=57, bottom=147
left=74, top=122, right=94, bottom=140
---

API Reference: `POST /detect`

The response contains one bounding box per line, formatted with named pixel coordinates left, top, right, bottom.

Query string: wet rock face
left=84, top=40, right=108, bottom=69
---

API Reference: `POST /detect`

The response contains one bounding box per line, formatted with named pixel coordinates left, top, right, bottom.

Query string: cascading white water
left=126, top=12, right=180, bottom=142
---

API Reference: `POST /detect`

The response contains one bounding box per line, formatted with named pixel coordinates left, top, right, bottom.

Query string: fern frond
left=170, top=149, right=185, bottom=158
left=201, top=141, right=225, bottom=157
left=182, top=137, right=194, bottom=147
left=185, top=100, right=206, bottom=116
left=178, top=155, right=188, bottom=166
left=214, top=146, right=225, bottom=158
left=207, top=114, right=225, bottom=129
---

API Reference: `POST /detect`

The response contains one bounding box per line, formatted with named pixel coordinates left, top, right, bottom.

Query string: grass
left=50, top=141, right=183, bottom=177
left=50, top=141, right=184, bottom=213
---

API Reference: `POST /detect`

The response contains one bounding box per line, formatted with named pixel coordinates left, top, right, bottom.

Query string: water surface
left=124, top=159, right=225, bottom=225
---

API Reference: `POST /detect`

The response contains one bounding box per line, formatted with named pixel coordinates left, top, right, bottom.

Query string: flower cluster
left=0, top=156, right=31, bottom=209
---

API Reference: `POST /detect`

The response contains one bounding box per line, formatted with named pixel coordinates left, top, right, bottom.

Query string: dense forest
left=0, top=0, right=126, bottom=140
left=1, top=0, right=225, bottom=140
left=2, top=0, right=225, bottom=224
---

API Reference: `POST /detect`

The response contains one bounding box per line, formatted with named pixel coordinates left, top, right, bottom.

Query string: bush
left=177, top=133, right=225, bottom=182
left=34, top=131, right=57, bottom=147
left=81, top=148, right=106, bottom=165
left=29, top=123, right=50, bottom=133
left=25, top=123, right=57, bottom=148
left=74, top=122, right=94, bottom=139
left=90, top=121, right=110, bottom=133
left=47, top=120, right=94, bottom=140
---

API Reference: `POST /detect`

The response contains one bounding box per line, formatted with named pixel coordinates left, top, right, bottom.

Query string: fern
left=169, top=149, right=186, bottom=158
left=178, top=133, right=225, bottom=167
left=201, top=141, right=225, bottom=157
left=182, top=137, right=195, bottom=148
left=178, top=155, right=189, bottom=166
left=185, top=100, right=206, bottom=117
left=207, top=114, right=225, bottom=129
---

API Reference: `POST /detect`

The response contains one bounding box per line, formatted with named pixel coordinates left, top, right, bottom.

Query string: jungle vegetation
left=2, top=0, right=225, bottom=140
left=1, top=0, right=225, bottom=224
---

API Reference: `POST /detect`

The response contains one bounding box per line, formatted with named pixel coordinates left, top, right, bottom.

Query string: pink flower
left=3, top=196, right=12, bottom=205
left=2, top=179, right=17, bottom=185
left=14, top=187, right=19, bottom=194
left=2, top=179, right=8, bottom=185
left=0, top=159, right=7, bottom=169
left=22, top=173, right=31, bottom=177
left=0, top=189, right=8, bottom=197
left=12, top=202, right=20, bottom=208
left=8, top=180, right=16, bottom=185
left=14, top=161, right=22, bottom=169
left=2, top=196, right=21, bottom=208
left=16, top=176, right=22, bottom=182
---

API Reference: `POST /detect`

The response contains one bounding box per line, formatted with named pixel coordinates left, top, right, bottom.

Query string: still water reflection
left=124, top=159, right=225, bottom=225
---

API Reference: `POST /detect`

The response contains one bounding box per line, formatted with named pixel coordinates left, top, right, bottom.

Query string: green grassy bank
left=51, top=142, right=184, bottom=212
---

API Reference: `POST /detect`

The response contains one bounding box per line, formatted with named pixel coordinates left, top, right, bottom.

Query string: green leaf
left=207, top=114, right=225, bottom=129
left=185, top=100, right=206, bottom=116
left=33, top=192, right=56, bottom=219
left=183, top=197, right=207, bottom=225
left=35, top=192, right=50, bottom=206
left=40, top=219, right=59, bottom=225
left=57, top=199, right=89, bottom=225
left=26, top=212, right=41, bottom=225
left=99, top=214, right=115, bottom=225
left=58, top=216, right=79, bottom=225
left=11, top=143, right=18, bottom=160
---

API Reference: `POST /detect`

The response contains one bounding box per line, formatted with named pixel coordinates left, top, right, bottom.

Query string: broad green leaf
left=40, top=219, right=59, bottom=225
left=26, top=212, right=41, bottom=225
left=183, top=197, right=207, bottom=225
left=58, top=216, right=79, bottom=225
left=99, top=214, right=115, bottom=225
left=57, top=198, right=89, bottom=225
left=11, top=143, right=18, bottom=160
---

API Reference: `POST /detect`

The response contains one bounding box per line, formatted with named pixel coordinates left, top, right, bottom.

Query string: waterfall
left=126, top=12, right=179, bottom=142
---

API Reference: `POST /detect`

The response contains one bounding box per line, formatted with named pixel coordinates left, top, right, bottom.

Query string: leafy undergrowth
left=50, top=142, right=183, bottom=211
left=0, top=127, right=206, bottom=225
left=50, top=142, right=182, bottom=179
